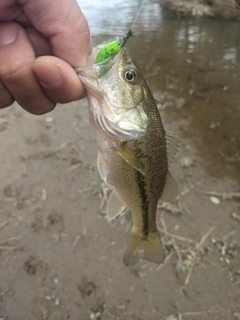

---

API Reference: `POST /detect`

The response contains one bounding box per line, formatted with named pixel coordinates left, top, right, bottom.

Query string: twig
left=178, top=201, right=192, bottom=216
left=158, top=202, right=181, bottom=215
left=0, top=245, right=22, bottom=251
left=0, top=221, right=8, bottom=229
left=41, top=188, right=47, bottom=201
left=197, top=226, right=215, bottom=250
left=159, top=227, right=197, bottom=244
left=72, top=234, right=81, bottom=247
left=196, top=190, right=240, bottom=199
left=180, top=179, right=203, bottom=197
left=223, top=230, right=236, bottom=241
left=160, top=212, right=168, bottom=232
left=202, top=257, right=217, bottom=266
left=68, top=163, right=81, bottom=172
left=0, top=237, right=19, bottom=245
left=184, top=260, right=196, bottom=286
left=156, top=251, right=174, bottom=271
left=181, top=310, right=212, bottom=316
left=99, top=183, right=111, bottom=213
left=172, top=239, right=184, bottom=270
left=182, top=226, right=215, bottom=287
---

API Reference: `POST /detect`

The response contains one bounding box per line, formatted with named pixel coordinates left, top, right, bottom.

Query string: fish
left=76, top=43, right=179, bottom=267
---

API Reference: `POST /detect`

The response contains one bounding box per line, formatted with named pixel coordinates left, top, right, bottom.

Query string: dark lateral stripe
left=136, top=171, right=149, bottom=236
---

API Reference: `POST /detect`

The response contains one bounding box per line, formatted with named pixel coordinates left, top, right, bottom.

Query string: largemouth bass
left=76, top=44, right=179, bottom=266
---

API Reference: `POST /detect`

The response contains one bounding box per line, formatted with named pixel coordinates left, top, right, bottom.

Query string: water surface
left=78, top=0, right=240, bottom=181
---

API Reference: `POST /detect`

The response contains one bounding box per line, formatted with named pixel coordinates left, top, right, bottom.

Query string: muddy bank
left=1, top=1, right=240, bottom=319
left=159, top=0, right=240, bottom=19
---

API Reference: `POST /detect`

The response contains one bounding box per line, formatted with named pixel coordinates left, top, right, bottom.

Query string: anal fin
left=160, top=171, right=178, bottom=203
left=106, top=189, right=127, bottom=221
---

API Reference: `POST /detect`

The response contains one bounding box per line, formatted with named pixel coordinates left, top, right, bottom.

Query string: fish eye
left=124, top=69, right=139, bottom=84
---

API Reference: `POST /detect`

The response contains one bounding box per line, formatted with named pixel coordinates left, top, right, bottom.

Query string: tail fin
left=123, top=230, right=165, bottom=266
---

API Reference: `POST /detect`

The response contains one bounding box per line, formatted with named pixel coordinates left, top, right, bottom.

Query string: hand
left=0, top=0, right=92, bottom=114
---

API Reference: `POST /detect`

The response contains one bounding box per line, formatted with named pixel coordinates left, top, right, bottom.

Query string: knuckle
left=0, top=60, right=31, bottom=83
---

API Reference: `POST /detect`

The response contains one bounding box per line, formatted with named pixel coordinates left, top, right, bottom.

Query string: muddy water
left=79, top=0, right=240, bottom=181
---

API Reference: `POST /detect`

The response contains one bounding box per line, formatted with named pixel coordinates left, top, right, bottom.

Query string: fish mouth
left=75, top=40, right=122, bottom=72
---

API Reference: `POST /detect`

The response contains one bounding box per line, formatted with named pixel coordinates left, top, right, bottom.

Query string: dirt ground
left=0, top=94, right=239, bottom=319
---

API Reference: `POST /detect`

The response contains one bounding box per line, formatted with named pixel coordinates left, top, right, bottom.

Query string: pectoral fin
left=160, top=171, right=178, bottom=203
left=106, top=189, right=127, bottom=221
left=97, top=151, right=107, bottom=182
left=117, top=143, right=145, bottom=175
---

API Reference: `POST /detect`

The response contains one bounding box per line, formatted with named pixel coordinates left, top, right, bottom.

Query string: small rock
left=232, top=212, right=240, bottom=222
left=210, top=196, right=220, bottom=205
left=209, top=122, right=220, bottom=129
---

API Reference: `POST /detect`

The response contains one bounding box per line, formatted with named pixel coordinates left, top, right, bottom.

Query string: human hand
left=0, top=0, right=92, bottom=114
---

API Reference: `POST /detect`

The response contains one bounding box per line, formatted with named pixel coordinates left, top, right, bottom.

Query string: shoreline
left=159, top=0, right=240, bottom=19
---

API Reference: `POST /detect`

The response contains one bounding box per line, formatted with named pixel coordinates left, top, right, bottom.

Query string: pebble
left=210, top=196, right=220, bottom=205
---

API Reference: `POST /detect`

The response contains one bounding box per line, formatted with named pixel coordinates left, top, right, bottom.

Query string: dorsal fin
left=106, top=189, right=127, bottom=221
left=166, top=132, right=181, bottom=163
left=160, top=171, right=178, bottom=203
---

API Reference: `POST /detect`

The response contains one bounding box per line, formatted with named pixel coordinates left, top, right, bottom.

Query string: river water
left=78, top=0, right=240, bottom=181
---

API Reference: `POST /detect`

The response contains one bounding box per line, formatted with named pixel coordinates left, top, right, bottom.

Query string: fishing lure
left=94, top=0, right=145, bottom=64
left=95, top=29, right=133, bottom=64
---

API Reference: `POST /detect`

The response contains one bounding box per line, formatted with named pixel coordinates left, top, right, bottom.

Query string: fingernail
left=0, top=23, right=18, bottom=45
left=35, top=62, right=63, bottom=89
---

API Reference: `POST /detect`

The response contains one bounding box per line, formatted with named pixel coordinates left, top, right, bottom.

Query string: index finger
left=18, top=0, right=92, bottom=67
